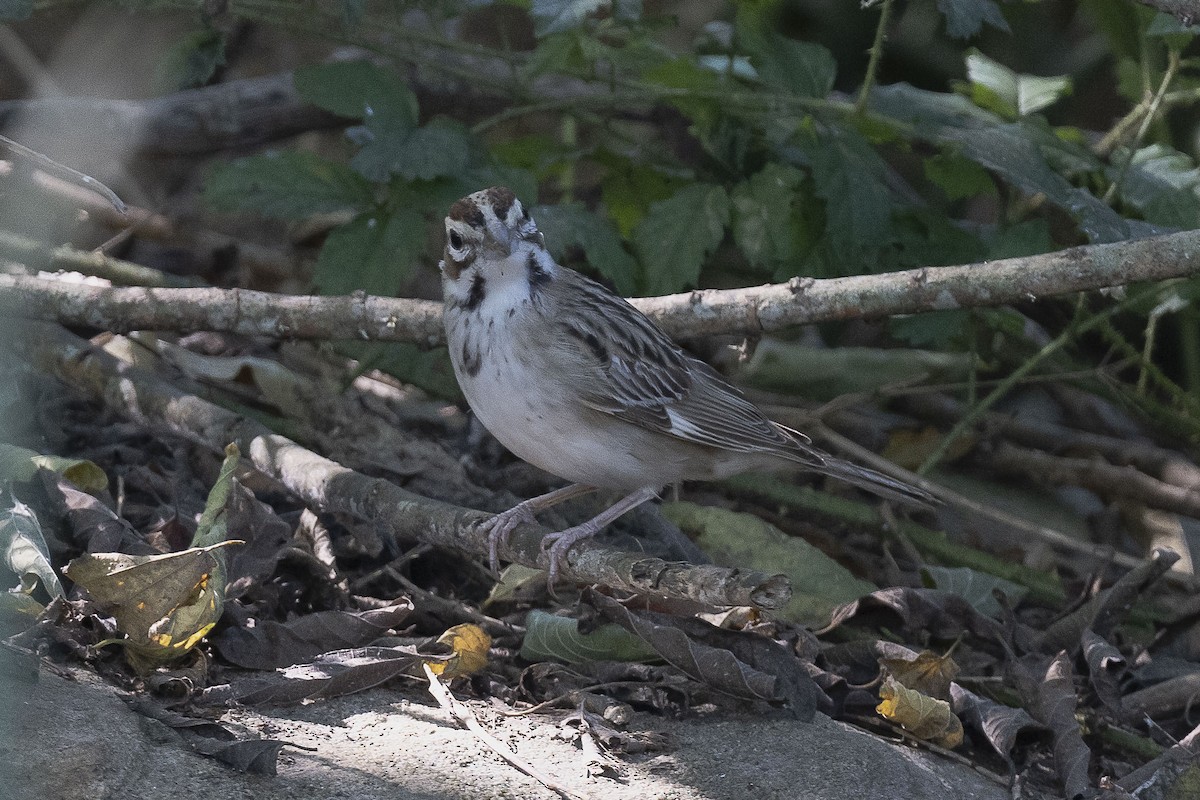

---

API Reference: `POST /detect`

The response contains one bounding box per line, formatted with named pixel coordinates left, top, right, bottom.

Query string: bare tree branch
left=19, top=321, right=792, bottom=609
left=0, top=73, right=342, bottom=158
left=4, top=228, right=1200, bottom=344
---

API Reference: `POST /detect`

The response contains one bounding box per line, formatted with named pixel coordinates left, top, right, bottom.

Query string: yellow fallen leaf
left=428, top=623, right=491, bottom=678
left=877, top=675, right=964, bottom=748
left=880, top=650, right=960, bottom=700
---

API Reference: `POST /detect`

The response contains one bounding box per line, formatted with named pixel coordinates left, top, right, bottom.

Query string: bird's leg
left=481, top=483, right=597, bottom=572
left=541, top=486, right=660, bottom=586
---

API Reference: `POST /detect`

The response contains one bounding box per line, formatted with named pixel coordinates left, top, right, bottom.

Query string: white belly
left=446, top=308, right=684, bottom=490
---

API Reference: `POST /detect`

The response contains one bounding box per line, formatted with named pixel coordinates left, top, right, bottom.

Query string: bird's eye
left=449, top=230, right=464, bottom=249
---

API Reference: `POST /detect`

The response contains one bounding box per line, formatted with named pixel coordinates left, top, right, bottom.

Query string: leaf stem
left=856, top=0, right=894, bottom=114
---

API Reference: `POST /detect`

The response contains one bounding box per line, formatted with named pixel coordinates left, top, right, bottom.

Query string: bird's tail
left=818, top=457, right=940, bottom=507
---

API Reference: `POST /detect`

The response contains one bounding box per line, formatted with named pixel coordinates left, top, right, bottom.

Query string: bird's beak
left=522, top=230, right=546, bottom=250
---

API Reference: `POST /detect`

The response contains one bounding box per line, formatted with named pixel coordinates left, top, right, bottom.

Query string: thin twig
left=0, top=134, right=127, bottom=213
left=424, top=664, right=587, bottom=800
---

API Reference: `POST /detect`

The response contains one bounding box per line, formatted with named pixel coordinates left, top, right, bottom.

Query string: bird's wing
left=543, top=271, right=827, bottom=468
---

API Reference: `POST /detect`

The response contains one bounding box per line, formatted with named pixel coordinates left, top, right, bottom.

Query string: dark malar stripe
left=465, top=274, right=486, bottom=310
left=527, top=252, right=551, bottom=293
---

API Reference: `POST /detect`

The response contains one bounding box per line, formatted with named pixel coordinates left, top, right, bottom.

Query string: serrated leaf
left=936, top=0, right=1010, bottom=39
left=966, top=50, right=1071, bottom=118
left=731, top=164, right=805, bottom=268
left=921, top=565, right=1029, bottom=617
left=532, top=0, right=606, bottom=36
left=204, top=151, right=373, bottom=219
left=531, top=202, right=639, bottom=295
left=314, top=210, right=425, bottom=296
left=735, top=8, right=835, bottom=98
left=351, top=119, right=470, bottom=183
left=741, top=32, right=835, bottom=98
left=1, top=497, right=65, bottom=598
left=294, top=60, right=413, bottom=121
left=806, top=128, right=893, bottom=255
left=632, top=184, right=729, bottom=295
left=392, top=122, right=471, bottom=182
left=520, top=610, right=659, bottom=663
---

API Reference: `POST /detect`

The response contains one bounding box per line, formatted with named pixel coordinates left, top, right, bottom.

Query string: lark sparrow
left=441, top=187, right=933, bottom=584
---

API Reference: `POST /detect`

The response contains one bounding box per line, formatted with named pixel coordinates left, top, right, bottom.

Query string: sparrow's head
left=442, top=185, right=551, bottom=280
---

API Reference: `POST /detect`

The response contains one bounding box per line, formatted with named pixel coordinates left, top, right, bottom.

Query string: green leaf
left=1, top=496, right=65, bottom=598
left=0, top=442, right=107, bottom=492
left=662, top=501, right=875, bottom=626
left=1145, top=11, right=1200, bottom=50
left=806, top=127, right=893, bottom=255
left=987, top=219, right=1055, bottom=259
left=532, top=203, right=639, bottom=295
left=204, top=151, right=373, bottom=219
left=632, top=184, right=730, bottom=295
left=936, top=0, right=1010, bottom=39
left=348, top=343, right=461, bottom=400
left=156, top=28, right=225, bottom=91
left=192, top=444, right=239, bottom=549
left=870, top=84, right=1128, bottom=243
left=888, top=311, right=972, bottom=349
left=642, top=57, right=725, bottom=129
left=0, top=0, right=33, bottom=20
left=314, top=210, right=425, bottom=296
left=891, top=209, right=987, bottom=268
left=531, top=0, right=606, bottom=36
left=921, top=566, right=1029, bottom=617
left=731, top=164, right=806, bottom=268
left=520, top=609, right=658, bottom=664
left=965, top=50, right=1072, bottom=118
left=389, top=121, right=471, bottom=182
left=597, top=152, right=678, bottom=237
left=923, top=152, right=995, bottom=200
left=1113, top=144, right=1200, bottom=229
left=736, top=18, right=836, bottom=98
left=294, top=60, right=414, bottom=121
left=759, top=37, right=835, bottom=97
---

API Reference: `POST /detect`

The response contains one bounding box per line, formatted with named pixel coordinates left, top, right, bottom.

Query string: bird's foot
left=540, top=521, right=605, bottom=587
left=478, top=504, right=539, bottom=574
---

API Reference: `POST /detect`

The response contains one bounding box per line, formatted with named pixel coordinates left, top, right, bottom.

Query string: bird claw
left=539, top=523, right=601, bottom=587
left=478, top=504, right=538, bottom=574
